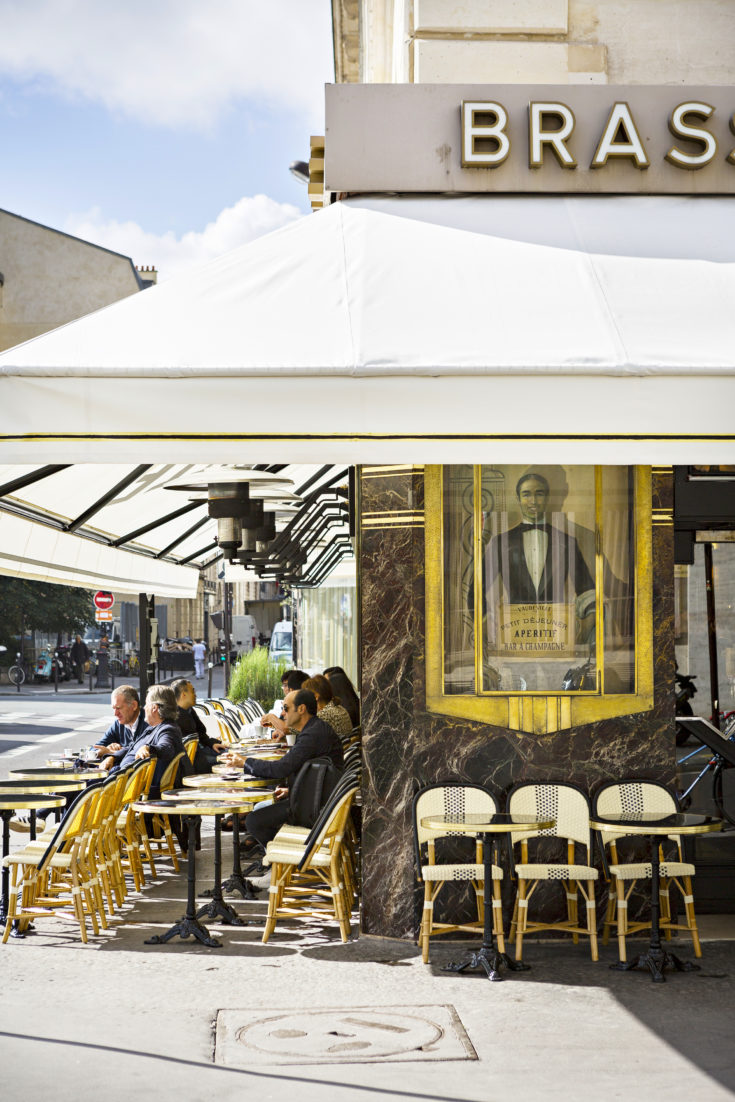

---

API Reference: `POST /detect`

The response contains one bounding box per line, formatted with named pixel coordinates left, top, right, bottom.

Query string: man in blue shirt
left=92, top=685, right=149, bottom=758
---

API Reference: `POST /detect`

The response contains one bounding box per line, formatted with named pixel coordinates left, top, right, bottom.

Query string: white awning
left=0, top=195, right=733, bottom=465
left=0, top=462, right=351, bottom=594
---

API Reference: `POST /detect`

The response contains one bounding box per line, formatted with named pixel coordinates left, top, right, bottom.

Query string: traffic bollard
left=16, top=651, right=21, bottom=694
left=208, top=661, right=213, bottom=698
left=89, top=651, right=95, bottom=694
left=54, top=651, right=59, bottom=693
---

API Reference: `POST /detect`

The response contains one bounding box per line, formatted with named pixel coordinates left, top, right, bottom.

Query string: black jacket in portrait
left=487, top=521, right=594, bottom=605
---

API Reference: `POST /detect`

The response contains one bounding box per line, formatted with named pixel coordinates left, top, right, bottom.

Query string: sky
left=0, top=0, right=335, bottom=279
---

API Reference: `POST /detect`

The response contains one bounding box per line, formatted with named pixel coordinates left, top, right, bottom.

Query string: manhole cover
left=215, top=1005, right=476, bottom=1065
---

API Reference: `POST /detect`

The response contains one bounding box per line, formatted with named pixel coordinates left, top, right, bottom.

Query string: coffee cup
left=286, top=732, right=296, bottom=747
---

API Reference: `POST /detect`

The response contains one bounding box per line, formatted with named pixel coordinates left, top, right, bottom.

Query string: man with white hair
left=92, top=685, right=149, bottom=758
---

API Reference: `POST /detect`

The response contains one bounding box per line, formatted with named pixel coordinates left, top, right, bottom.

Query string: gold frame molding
left=425, top=465, right=654, bottom=733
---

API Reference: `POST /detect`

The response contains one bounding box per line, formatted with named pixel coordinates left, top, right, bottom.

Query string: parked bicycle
left=8, top=652, right=29, bottom=686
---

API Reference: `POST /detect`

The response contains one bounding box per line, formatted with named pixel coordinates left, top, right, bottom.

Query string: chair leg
left=602, top=890, right=615, bottom=946
left=262, top=863, right=283, bottom=944
left=566, top=882, right=579, bottom=944
left=492, top=877, right=505, bottom=954
left=586, top=880, right=598, bottom=962
left=515, top=880, right=528, bottom=961
left=420, top=881, right=435, bottom=964
left=509, top=893, right=519, bottom=945
left=682, top=876, right=702, bottom=958
left=660, top=880, right=672, bottom=940
left=615, top=877, right=627, bottom=962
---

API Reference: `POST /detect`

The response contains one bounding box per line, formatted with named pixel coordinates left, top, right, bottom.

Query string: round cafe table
left=9, top=767, right=99, bottom=822
left=10, top=766, right=100, bottom=782
left=182, top=774, right=275, bottom=898
left=0, top=793, right=66, bottom=930
left=421, top=812, right=555, bottom=982
left=0, top=778, right=86, bottom=836
left=591, top=811, right=724, bottom=983
left=134, top=797, right=260, bottom=948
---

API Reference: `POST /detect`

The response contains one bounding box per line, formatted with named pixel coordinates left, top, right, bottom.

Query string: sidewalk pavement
left=1, top=825, right=733, bottom=1102
left=0, top=665, right=230, bottom=698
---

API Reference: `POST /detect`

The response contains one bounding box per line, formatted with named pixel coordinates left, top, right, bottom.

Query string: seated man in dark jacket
left=171, top=677, right=225, bottom=772
left=103, top=684, right=192, bottom=798
left=222, top=688, right=343, bottom=850
left=92, top=685, right=149, bottom=758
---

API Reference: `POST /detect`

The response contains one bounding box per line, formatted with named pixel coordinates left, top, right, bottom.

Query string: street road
left=0, top=695, right=112, bottom=771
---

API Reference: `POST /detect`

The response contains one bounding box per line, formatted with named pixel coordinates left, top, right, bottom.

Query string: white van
left=269, top=620, right=293, bottom=664
left=231, top=614, right=258, bottom=655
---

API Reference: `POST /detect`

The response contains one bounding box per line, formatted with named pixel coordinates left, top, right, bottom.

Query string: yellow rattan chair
left=262, top=784, right=359, bottom=944
left=508, top=782, right=599, bottom=962
left=2, top=781, right=105, bottom=943
left=413, top=783, right=504, bottom=965
left=594, top=780, right=701, bottom=960
left=148, top=751, right=185, bottom=869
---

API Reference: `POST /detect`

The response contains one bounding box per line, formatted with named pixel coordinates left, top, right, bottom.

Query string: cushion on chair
left=609, top=861, right=695, bottom=879
left=421, top=863, right=502, bottom=881
left=515, top=863, right=598, bottom=881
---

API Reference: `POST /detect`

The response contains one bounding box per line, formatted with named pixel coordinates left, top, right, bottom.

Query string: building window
left=426, top=465, right=653, bottom=732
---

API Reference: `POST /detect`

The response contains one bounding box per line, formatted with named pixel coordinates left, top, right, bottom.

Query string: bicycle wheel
left=109, top=657, right=124, bottom=675
left=8, top=664, right=25, bottom=685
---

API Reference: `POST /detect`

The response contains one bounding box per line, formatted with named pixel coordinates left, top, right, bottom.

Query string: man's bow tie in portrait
left=520, top=522, right=550, bottom=532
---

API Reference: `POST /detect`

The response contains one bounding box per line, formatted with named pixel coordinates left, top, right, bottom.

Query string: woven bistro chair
left=412, top=783, right=505, bottom=965
left=593, top=780, right=701, bottom=960
left=264, top=766, right=361, bottom=902
left=508, top=782, right=599, bottom=962
left=117, top=758, right=158, bottom=891
left=262, top=783, right=359, bottom=943
left=183, top=736, right=199, bottom=766
left=147, top=751, right=185, bottom=869
left=2, top=781, right=105, bottom=944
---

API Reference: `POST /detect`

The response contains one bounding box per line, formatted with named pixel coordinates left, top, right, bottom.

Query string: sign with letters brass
left=325, top=84, right=735, bottom=194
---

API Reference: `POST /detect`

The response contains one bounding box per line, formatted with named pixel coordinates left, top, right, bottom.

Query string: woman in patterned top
left=302, top=675, right=353, bottom=737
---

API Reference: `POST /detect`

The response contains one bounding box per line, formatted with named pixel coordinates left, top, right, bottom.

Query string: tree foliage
left=0, top=577, right=95, bottom=651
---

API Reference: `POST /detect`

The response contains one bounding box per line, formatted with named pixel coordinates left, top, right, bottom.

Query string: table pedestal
left=611, top=835, right=699, bottom=984
left=201, top=812, right=258, bottom=899
left=442, top=835, right=530, bottom=982
left=145, top=814, right=223, bottom=948
left=0, top=811, right=11, bottom=926
left=196, top=815, right=246, bottom=926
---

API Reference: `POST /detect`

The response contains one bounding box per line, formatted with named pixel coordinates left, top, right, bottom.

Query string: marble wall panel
left=360, top=466, right=675, bottom=940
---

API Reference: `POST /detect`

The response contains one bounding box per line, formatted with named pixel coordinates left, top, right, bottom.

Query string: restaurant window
left=426, top=465, right=653, bottom=732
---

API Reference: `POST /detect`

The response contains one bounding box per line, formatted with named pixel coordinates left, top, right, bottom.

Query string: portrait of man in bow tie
left=483, top=470, right=597, bottom=684
left=489, top=471, right=595, bottom=611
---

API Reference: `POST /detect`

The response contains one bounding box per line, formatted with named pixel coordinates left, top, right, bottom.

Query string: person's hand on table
left=212, top=742, right=226, bottom=753
left=101, top=755, right=115, bottom=771
left=135, top=745, right=151, bottom=760
left=274, top=786, right=289, bottom=801
left=222, top=751, right=246, bottom=768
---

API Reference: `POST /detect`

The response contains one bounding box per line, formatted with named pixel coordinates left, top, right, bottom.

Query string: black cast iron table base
left=443, top=947, right=531, bottom=982
left=202, top=811, right=259, bottom=899
left=145, top=813, right=248, bottom=948
left=610, top=832, right=699, bottom=984
left=611, top=949, right=699, bottom=984
left=145, top=914, right=223, bottom=948
left=195, top=812, right=248, bottom=922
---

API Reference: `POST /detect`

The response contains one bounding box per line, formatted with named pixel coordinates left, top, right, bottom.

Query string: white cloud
left=0, top=0, right=334, bottom=128
left=65, top=194, right=303, bottom=280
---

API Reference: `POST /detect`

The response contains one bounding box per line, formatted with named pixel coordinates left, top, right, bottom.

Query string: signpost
left=93, top=591, right=114, bottom=611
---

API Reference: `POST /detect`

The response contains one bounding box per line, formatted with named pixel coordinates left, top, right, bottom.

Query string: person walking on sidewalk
left=70, top=634, right=89, bottom=684
left=192, top=639, right=207, bottom=679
